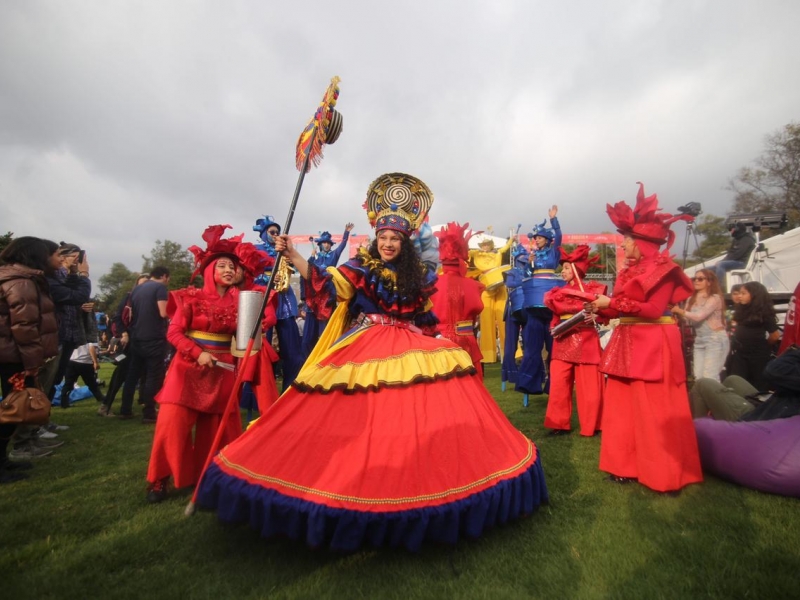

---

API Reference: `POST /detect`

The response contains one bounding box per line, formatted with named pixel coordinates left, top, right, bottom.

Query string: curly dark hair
left=733, top=281, right=777, bottom=327
left=368, top=234, right=427, bottom=300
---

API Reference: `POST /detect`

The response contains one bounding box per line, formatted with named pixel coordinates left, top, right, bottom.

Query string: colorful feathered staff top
left=362, top=172, right=434, bottom=236
left=295, top=76, right=344, bottom=172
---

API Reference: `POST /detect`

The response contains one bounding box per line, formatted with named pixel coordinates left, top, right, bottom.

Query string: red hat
left=435, top=222, right=477, bottom=264
left=559, top=244, right=599, bottom=278
left=606, top=182, right=692, bottom=253
left=188, top=224, right=268, bottom=281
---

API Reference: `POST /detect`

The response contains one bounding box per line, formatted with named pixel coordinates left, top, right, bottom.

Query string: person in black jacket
left=715, top=223, right=756, bottom=290
left=39, top=243, right=92, bottom=402
left=98, top=273, right=149, bottom=416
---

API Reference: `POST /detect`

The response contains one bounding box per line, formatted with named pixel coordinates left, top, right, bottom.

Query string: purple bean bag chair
left=694, top=416, right=800, bottom=498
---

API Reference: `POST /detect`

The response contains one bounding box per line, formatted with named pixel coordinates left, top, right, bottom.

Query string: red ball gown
left=197, top=249, right=548, bottom=551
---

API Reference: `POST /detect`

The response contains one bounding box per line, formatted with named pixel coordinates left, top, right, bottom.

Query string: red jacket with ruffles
left=545, top=280, right=607, bottom=365
left=598, top=255, right=692, bottom=383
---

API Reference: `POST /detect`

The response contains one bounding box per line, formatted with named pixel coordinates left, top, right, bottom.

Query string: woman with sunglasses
left=671, top=269, right=728, bottom=381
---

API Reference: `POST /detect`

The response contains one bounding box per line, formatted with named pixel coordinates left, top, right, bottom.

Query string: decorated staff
left=185, top=77, right=344, bottom=516
left=542, top=245, right=606, bottom=436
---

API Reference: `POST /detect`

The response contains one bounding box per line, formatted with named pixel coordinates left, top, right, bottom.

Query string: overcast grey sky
left=2, top=0, right=799, bottom=278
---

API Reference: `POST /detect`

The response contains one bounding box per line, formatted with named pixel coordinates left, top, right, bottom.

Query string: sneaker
left=46, top=422, right=70, bottom=432
left=38, top=430, right=59, bottom=440
left=9, top=445, right=53, bottom=460
left=97, top=405, right=115, bottom=417
left=34, top=438, right=64, bottom=449
left=146, top=478, right=168, bottom=503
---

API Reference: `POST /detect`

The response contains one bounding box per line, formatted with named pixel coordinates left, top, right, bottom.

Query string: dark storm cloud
left=1, top=1, right=799, bottom=277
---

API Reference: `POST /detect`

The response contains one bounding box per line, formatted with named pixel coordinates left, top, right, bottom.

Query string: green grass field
left=2, top=363, right=798, bottom=599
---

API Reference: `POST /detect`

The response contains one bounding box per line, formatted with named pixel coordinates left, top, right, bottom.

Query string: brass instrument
left=271, top=258, right=295, bottom=293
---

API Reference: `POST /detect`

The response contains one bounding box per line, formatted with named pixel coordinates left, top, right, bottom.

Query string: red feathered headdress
left=188, top=224, right=267, bottom=281
left=435, top=222, right=478, bottom=264
left=606, top=182, right=693, bottom=253
left=559, top=244, right=600, bottom=278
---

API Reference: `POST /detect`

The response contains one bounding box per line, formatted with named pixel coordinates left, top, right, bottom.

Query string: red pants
left=544, top=360, right=603, bottom=436
left=147, top=404, right=242, bottom=488
left=599, top=372, right=703, bottom=493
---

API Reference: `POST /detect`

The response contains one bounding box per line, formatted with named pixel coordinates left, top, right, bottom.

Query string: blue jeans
left=715, top=260, right=745, bottom=288
left=693, top=329, right=730, bottom=381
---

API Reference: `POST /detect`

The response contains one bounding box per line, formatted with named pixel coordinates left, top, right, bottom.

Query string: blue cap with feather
left=527, top=219, right=554, bottom=242
left=314, top=231, right=335, bottom=247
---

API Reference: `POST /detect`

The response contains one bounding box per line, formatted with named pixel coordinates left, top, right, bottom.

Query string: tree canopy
left=141, top=239, right=195, bottom=291
left=98, top=262, right=139, bottom=314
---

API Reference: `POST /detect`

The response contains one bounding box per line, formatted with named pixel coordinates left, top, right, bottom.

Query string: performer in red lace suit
left=431, top=222, right=485, bottom=375
left=543, top=245, right=606, bottom=436
left=145, top=225, right=275, bottom=503
left=589, top=183, right=703, bottom=494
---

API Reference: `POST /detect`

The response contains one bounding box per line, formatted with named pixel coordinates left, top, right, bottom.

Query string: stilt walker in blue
left=502, top=241, right=529, bottom=391
left=516, top=205, right=563, bottom=397
left=301, top=222, right=354, bottom=355
left=253, top=215, right=305, bottom=392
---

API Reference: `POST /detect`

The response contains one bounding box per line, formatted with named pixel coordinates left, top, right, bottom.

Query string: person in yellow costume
left=469, top=234, right=513, bottom=363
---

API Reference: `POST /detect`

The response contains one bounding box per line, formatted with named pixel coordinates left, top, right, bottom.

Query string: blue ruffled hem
left=197, top=455, right=549, bottom=552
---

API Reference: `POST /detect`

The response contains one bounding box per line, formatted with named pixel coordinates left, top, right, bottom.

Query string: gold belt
left=618, top=316, right=675, bottom=325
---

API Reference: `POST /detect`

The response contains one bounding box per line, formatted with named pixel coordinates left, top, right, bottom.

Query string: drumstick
left=569, top=262, right=586, bottom=293
left=569, top=261, right=597, bottom=326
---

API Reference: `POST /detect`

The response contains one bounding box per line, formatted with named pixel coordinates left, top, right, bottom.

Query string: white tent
left=685, top=226, right=800, bottom=294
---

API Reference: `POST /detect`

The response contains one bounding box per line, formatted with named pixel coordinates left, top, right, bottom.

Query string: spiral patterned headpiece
left=363, top=173, right=434, bottom=236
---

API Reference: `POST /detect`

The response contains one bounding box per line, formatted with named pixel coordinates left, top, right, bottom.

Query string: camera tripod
left=681, top=219, right=704, bottom=270
left=745, top=230, right=788, bottom=290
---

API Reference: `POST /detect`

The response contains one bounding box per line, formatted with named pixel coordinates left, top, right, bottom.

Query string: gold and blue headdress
left=363, top=173, right=434, bottom=236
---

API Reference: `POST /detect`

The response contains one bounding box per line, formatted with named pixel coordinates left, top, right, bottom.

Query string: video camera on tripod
left=677, top=202, right=702, bottom=219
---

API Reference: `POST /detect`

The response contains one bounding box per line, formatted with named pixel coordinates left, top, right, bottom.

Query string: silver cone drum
left=233, top=290, right=264, bottom=355
left=551, top=310, right=588, bottom=338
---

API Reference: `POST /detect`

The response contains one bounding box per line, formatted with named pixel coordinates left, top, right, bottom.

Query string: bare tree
left=727, top=122, right=800, bottom=231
